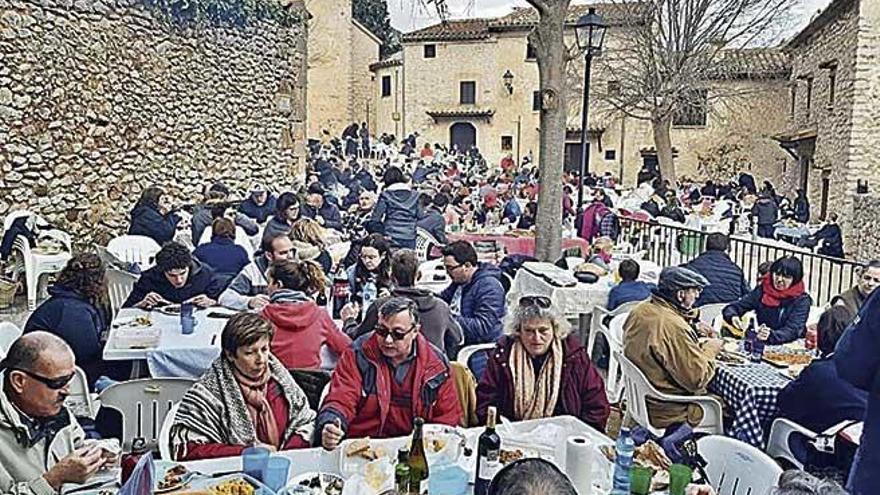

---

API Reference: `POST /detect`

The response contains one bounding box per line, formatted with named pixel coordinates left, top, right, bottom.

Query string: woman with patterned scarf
left=169, top=313, right=316, bottom=460
left=475, top=295, right=610, bottom=431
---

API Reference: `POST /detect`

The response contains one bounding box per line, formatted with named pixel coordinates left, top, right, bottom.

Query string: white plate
left=155, top=304, right=182, bottom=316
left=286, top=472, right=345, bottom=495
left=338, top=424, right=466, bottom=477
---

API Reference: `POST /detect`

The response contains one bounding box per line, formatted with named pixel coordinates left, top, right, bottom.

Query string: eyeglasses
left=12, top=368, right=75, bottom=390
left=519, top=295, right=552, bottom=309
left=443, top=263, right=463, bottom=273
left=374, top=324, right=417, bottom=341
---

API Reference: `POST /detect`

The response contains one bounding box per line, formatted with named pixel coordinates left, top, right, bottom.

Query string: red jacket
left=316, top=332, right=462, bottom=442
left=476, top=334, right=610, bottom=431
left=262, top=301, right=352, bottom=370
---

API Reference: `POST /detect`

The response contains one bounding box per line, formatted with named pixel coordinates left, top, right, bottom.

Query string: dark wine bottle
left=474, top=406, right=502, bottom=495
left=408, top=417, right=429, bottom=494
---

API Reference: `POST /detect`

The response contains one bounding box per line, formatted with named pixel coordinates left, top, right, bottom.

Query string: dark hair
left=488, top=458, right=577, bottom=495
left=355, top=234, right=392, bottom=289
left=275, top=192, right=300, bottom=217
left=418, top=193, right=433, bottom=210
left=391, top=249, right=419, bottom=288
left=135, top=186, right=164, bottom=210
left=378, top=297, right=419, bottom=326
left=818, top=305, right=854, bottom=355
left=221, top=313, right=274, bottom=357
left=211, top=217, right=236, bottom=240
left=770, top=256, right=804, bottom=283
left=705, top=233, right=730, bottom=252
left=267, top=259, right=326, bottom=294
left=383, top=166, right=406, bottom=187
left=866, top=260, right=880, bottom=270
left=829, top=213, right=838, bottom=222
left=433, top=193, right=450, bottom=209
left=618, top=259, right=640, bottom=282
left=261, top=232, right=290, bottom=254
left=155, top=242, right=192, bottom=273
left=441, top=240, right=478, bottom=266
left=307, top=182, right=325, bottom=196
left=56, top=253, right=106, bottom=303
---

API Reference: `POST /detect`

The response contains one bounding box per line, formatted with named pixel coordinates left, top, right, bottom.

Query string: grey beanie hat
left=657, top=266, right=710, bottom=294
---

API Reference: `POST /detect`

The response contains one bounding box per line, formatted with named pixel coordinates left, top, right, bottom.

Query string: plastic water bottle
left=611, top=428, right=634, bottom=494
left=362, top=281, right=377, bottom=318
left=180, top=302, right=195, bottom=335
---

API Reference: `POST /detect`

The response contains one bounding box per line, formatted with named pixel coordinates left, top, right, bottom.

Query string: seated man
left=219, top=233, right=296, bottom=310
left=316, top=298, right=461, bottom=449
left=831, top=260, right=880, bottom=316
left=170, top=313, right=315, bottom=460
left=608, top=259, right=655, bottom=310
left=342, top=249, right=462, bottom=358
left=191, top=182, right=258, bottom=243
left=488, top=459, right=577, bottom=495
left=681, top=233, right=750, bottom=306
left=238, top=183, right=277, bottom=224
left=0, top=332, right=116, bottom=493
left=123, top=241, right=223, bottom=309
left=810, top=213, right=844, bottom=258
left=416, top=193, right=449, bottom=245
left=624, top=267, right=722, bottom=430
left=439, top=241, right=506, bottom=346
left=301, top=183, right=343, bottom=231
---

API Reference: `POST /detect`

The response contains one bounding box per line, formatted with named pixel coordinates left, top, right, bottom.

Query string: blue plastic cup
left=242, top=446, right=270, bottom=482
left=263, top=456, right=291, bottom=492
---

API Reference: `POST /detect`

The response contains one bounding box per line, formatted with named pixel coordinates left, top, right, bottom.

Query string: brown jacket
left=450, top=362, right=479, bottom=427
left=623, top=296, right=717, bottom=428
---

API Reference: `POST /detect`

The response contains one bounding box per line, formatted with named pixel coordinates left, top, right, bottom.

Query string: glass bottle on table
left=474, top=406, right=502, bottom=495
left=395, top=448, right=411, bottom=494
left=408, top=417, right=429, bottom=495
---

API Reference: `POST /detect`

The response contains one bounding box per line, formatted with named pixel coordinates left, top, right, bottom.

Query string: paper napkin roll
left=566, top=435, right=594, bottom=495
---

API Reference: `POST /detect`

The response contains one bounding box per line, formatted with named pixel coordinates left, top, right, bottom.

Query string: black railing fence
left=617, top=216, right=865, bottom=307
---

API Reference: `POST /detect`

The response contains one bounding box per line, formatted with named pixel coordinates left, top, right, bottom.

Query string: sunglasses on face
left=519, top=295, right=552, bottom=309
left=13, top=368, right=75, bottom=390
left=374, top=324, right=416, bottom=341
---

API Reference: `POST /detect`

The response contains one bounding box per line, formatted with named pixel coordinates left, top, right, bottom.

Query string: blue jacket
left=607, top=281, right=655, bottom=311
left=835, top=291, right=880, bottom=494
left=302, top=201, right=343, bottom=231
left=193, top=237, right=250, bottom=278
left=502, top=199, right=522, bottom=224
left=439, top=263, right=505, bottom=345
left=128, top=204, right=180, bottom=245
left=372, top=186, right=421, bottom=248
left=417, top=208, right=448, bottom=244
left=24, top=285, right=128, bottom=387
left=123, top=259, right=224, bottom=308
left=238, top=194, right=277, bottom=223
left=778, top=356, right=867, bottom=433
left=681, top=251, right=750, bottom=305
left=722, top=287, right=812, bottom=344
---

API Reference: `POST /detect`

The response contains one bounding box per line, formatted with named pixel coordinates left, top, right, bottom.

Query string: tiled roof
left=426, top=107, right=496, bottom=122
left=787, top=0, right=856, bottom=49
left=710, top=48, right=791, bottom=79
left=402, top=18, right=492, bottom=42
left=369, top=52, right=403, bottom=72
left=489, top=3, right=650, bottom=29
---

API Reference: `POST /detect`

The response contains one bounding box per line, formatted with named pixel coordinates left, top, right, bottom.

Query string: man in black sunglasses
left=0, top=332, right=114, bottom=493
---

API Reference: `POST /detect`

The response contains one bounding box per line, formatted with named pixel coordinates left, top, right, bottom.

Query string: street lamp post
left=574, top=8, right=607, bottom=212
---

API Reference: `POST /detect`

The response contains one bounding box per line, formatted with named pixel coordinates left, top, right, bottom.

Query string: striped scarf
left=509, top=337, right=563, bottom=420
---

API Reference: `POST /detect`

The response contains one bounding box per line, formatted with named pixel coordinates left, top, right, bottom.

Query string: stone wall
left=350, top=20, right=379, bottom=130
left=0, top=0, right=307, bottom=245
left=851, top=194, right=880, bottom=261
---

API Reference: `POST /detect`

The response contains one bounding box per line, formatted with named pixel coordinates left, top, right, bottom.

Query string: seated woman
left=587, top=236, right=614, bottom=271
left=263, top=192, right=301, bottom=239
left=476, top=295, right=610, bottom=431
left=723, top=256, right=812, bottom=345
left=193, top=218, right=250, bottom=288
left=347, top=233, right=392, bottom=310
left=128, top=186, right=180, bottom=245
left=261, top=260, right=352, bottom=369
left=170, top=313, right=316, bottom=460
left=24, top=253, right=129, bottom=388
left=289, top=218, right=333, bottom=276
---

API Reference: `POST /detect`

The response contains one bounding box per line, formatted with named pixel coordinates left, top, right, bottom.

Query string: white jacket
left=0, top=373, right=85, bottom=495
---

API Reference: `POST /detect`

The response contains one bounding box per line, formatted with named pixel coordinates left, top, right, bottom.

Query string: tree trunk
left=652, top=114, right=677, bottom=187
left=532, top=2, right=570, bottom=262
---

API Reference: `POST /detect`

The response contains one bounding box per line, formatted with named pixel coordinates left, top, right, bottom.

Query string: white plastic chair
left=0, top=322, right=23, bottom=357
left=64, top=366, right=99, bottom=419
left=106, top=267, right=139, bottom=317
left=106, top=235, right=161, bottom=270
left=198, top=226, right=255, bottom=259
left=158, top=402, right=182, bottom=460
left=616, top=351, right=724, bottom=437
left=457, top=343, right=497, bottom=378
left=766, top=418, right=816, bottom=469
left=697, top=303, right=728, bottom=327
left=98, top=377, right=195, bottom=451
left=586, top=311, right=633, bottom=404
left=3, top=210, right=73, bottom=310
left=415, top=227, right=443, bottom=263
left=697, top=435, right=783, bottom=495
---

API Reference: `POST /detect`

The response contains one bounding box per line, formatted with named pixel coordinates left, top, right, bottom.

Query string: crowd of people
left=2, top=125, right=877, bottom=495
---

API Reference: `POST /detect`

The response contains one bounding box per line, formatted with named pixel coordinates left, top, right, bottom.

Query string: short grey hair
left=772, top=470, right=847, bottom=495
left=503, top=298, right=571, bottom=339
left=488, top=459, right=577, bottom=495
left=378, top=297, right=420, bottom=326
left=0, top=332, right=70, bottom=373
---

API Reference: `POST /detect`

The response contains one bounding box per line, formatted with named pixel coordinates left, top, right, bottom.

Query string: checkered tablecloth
left=709, top=362, right=791, bottom=448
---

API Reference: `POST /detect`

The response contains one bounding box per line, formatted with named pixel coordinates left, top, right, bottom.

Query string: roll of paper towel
left=566, top=435, right=594, bottom=495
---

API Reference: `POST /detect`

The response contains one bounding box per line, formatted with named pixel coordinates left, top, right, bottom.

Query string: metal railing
left=617, top=216, right=865, bottom=307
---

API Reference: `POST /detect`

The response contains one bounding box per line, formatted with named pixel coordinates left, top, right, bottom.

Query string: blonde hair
left=592, top=236, right=614, bottom=254
left=503, top=301, right=572, bottom=340
left=290, top=218, right=325, bottom=249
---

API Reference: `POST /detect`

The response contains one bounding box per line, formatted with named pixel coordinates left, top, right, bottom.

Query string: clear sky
left=389, top=0, right=835, bottom=39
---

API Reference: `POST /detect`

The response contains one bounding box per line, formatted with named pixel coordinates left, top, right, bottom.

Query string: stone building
left=777, top=0, right=880, bottom=256
left=0, top=0, right=308, bottom=244
left=305, top=0, right=381, bottom=139
left=371, top=4, right=793, bottom=186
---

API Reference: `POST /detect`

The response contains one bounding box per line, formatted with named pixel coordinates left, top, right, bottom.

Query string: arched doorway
left=449, top=122, right=477, bottom=152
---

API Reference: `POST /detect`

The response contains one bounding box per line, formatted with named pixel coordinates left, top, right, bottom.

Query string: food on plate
left=158, top=304, right=182, bottom=315
left=499, top=448, right=524, bottom=465
left=294, top=473, right=344, bottom=495
left=599, top=444, right=616, bottom=462
left=635, top=441, right=672, bottom=471
left=156, top=464, right=189, bottom=490
left=209, top=478, right=255, bottom=495
left=425, top=433, right=448, bottom=454
left=764, top=351, right=813, bottom=367
left=716, top=350, right=749, bottom=365
left=135, top=315, right=153, bottom=326
left=345, top=438, right=378, bottom=461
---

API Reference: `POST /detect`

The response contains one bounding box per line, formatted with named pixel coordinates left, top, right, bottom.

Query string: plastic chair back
left=766, top=418, right=816, bottom=470
left=456, top=343, right=496, bottom=382
left=106, top=268, right=139, bottom=317
left=64, top=367, right=98, bottom=419
left=106, top=236, right=161, bottom=269
left=0, top=322, right=23, bottom=358
left=158, top=402, right=181, bottom=460
left=2, top=210, right=33, bottom=233
left=697, top=435, right=783, bottom=495
left=697, top=303, right=728, bottom=326
left=415, top=228, right=442, bottom=262
left=98, top=378, right=195, bottom=451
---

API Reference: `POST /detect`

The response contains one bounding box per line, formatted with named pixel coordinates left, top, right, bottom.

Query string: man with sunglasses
left=315, top=297, right=462, bottom=450
left=831, top=260, right=880, bottom=316
left=0, top=332, right=115, bottom=494
left=439, top=241, right=506, bottom=346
